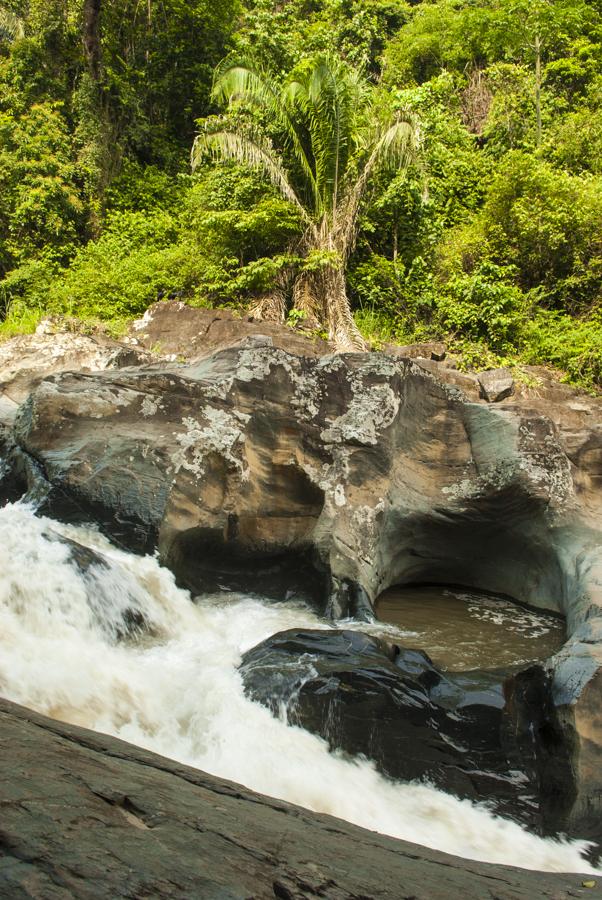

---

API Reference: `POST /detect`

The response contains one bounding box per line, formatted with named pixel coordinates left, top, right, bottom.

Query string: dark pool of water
left=374, top=585, right=565, bottom=672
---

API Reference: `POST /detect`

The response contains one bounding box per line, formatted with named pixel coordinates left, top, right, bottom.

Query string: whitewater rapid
left=0, top=501, right=597, bottom=873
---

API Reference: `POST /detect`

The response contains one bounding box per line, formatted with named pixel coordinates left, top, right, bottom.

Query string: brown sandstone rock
left=478, top=368, right=516, bottom=402
left=130, top=299, right=331, bottom=359
left=383, top=340, right=447, bottom=361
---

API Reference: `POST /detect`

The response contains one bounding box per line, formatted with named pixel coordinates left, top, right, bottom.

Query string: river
left=0, top=501, right=597, bottom=873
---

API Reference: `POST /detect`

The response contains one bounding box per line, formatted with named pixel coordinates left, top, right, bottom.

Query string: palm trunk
left=292, top=224, right=367, bottom=351
left=322, top=264, right=367, bottom=352
left=291, top=267, right=367, bottom=350
left=291, top=270, right=322, bottom=330
left=248, top=272, right=288, bottom=323
left=292, top=263, right=366, bottom=350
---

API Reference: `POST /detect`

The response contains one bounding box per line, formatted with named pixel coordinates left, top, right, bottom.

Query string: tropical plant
left=191, top=54, right=421, bottom=349
left=0, top=6, right=24, bottom=44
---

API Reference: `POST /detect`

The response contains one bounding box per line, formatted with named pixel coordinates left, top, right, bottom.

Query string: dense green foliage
left=0, top=0, right=601, bottom=386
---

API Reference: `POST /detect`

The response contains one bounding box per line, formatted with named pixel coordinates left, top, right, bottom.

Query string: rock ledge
left=0, top=699, right=594, bottom=900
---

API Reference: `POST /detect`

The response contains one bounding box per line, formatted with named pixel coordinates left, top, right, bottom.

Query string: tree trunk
left=291, top=224, right=368, bottom=351
left=248, top=272, right=288, bottom=323
left=534, top=32, right=542, bottom=147
left=83, top=0, right=102, bottom=81
left=291, top=267, right=366, bottom=351
left=321, top=265, right=367, bottom=352
left=292, top=270, right=323, bottom=331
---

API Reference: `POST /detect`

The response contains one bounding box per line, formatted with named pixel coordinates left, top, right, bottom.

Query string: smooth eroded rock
left=240, top=628, right=575, bottom=833
left=2, top=325, right=601, bottom=845
left=0, top=698, right=593, bottom=900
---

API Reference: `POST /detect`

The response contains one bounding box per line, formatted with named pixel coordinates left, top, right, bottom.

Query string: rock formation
left=0, top=300, right=601, bottom=846
left=240, top=628, right=573, bottom=832
left=0, top=698, right=591, bottom=899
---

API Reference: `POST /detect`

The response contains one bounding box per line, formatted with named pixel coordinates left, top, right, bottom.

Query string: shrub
left=47, top=209, right=193, bottom=319
left=435, top=262, right=528, bottom=351
left=522, top=310, right=602, bottom=391
left=478, top=153, right=602, bottom=312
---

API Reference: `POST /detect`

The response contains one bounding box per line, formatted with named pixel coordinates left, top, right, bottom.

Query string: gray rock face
left=478, top=367, right=515, bottom=402
left=1, top=315, right=602, bottom=846
left=9, top=344, right=598, bottom=614
left=383, top=340, right=447, bottom=361
left=0, top=699, right=591, bottom=900
left=0, top=327, right=153, bottom=413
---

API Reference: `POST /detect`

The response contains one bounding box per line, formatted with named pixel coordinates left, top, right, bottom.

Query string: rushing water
left=375, top=585, right=565, bottom=671
left=0, top=501, right=597, bottom=873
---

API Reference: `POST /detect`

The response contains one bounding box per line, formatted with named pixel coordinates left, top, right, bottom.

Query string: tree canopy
left=0, top=0, right=600, bottom=389
left=192, top=54, right=420, bottom=348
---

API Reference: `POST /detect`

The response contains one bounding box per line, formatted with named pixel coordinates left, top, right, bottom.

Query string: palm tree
left=0, top=6, right=24, bottom=43
left=192, top=55, right=421, bottom=351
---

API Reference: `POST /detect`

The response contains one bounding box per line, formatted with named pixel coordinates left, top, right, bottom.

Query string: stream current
left=0, top=501, right=597, bottom=873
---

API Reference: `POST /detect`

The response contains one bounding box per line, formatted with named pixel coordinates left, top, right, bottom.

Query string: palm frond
left=0, top=7, right=24, bottom=42
left=339, top=111, right=421, bottom=256
left=301, top=55, right=362, bottom=222
left=212, top=55, right=278, bottom=112
left=191, top=127, right=310, bottom=223
left=213, top=56, right=318, bottom=215
left=366, top=115, right=422, bottom=173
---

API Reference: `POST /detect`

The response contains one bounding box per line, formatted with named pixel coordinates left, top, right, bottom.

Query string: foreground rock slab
left=0, top=698, right=594, bottom=900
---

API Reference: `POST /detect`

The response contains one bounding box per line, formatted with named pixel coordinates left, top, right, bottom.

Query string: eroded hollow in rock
left=380, top=493, right=567, bottom=618
left=163, top=526, right=328, bottom=606
left=374, top=585, right=566, bottom=672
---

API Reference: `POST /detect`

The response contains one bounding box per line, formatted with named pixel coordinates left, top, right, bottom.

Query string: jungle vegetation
left=0, top=0, right=601, bottom=387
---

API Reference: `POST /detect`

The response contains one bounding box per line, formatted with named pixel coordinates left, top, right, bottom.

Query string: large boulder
left=1, top=323, right=601, bottom=845
left=130, top=298, right=331, bottom=359
left=240, top=628, right=574, bottom=834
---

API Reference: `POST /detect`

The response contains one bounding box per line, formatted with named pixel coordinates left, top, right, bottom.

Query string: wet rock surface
left=240, top=628, right=574, bottom=833
left=0, top=300, right=601, bottom=846
left=0, top=698, right=594, bottom=900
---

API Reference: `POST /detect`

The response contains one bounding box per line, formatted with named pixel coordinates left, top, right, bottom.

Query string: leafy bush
left=522, top=311, right=602, bottom=391
left=435, top=262, right=528, bottom=351
left=43, top=163, right=303, bottom=318
left=0, top=102, right=85, bottom=275
left=105, top=161, right=187, bottom=214
left=544, top=105, right=602, bottom=175
left=348, top=255, right=404, bottom=314
left=47, top=210, right=193, bottom=319
left=481, top=153, right=602, bottom=311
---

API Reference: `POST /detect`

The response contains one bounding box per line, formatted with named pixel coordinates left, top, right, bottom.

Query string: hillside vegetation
left=0, top=0, right=601, bottom=388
